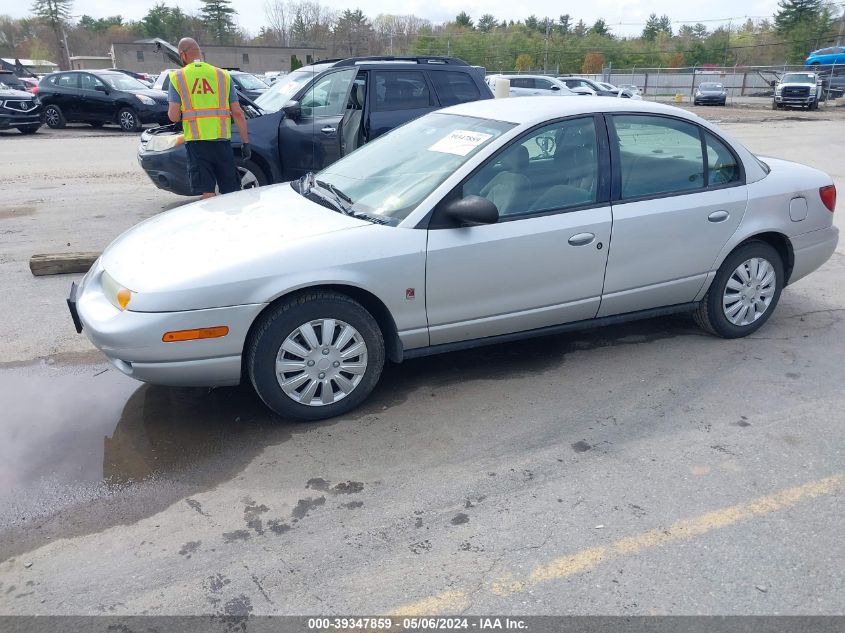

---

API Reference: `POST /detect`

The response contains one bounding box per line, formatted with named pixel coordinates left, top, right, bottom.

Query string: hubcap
left=46, top=108, right=59, bottom=126
left=275, top=318, right=367, bottom=407
left=723, top=257, right=776, bottom=326
left=238, top=166, right=259, bottom=189
left=120, top=111, right=135, bottom=129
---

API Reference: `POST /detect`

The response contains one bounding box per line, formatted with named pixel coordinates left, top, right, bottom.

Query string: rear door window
left=57, top=73, right=79, bottom=88
left=510, top=77, right=533, bottom=89
left=611, top=115, right=705, bottom=199
left=373, top=70, right=433, bottom=111
left=79, top=74, right=106, bottom=91
left=430, top=71, right=480, bottom=106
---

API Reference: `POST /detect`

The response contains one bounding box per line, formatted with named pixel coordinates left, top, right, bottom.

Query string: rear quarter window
left=373, top=70, right=433, bottom=111
left=430, top=70, right=481, bottom=106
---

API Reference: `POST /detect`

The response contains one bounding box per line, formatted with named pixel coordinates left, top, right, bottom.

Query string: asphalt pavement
left=0, top=111, right=843, bottom=616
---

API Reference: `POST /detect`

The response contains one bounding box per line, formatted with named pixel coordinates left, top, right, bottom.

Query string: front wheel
left=236, top=159, right=268, bottom=190
left=694, top=241, right=784, bottom=338
left=247, top=292, right=385, bottom=421
left=117, top=107, right=141, bottom=133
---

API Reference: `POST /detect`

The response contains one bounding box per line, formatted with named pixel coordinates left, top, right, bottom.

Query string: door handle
left=708, top=210, right=730, bottom=222
left=321, top=126, right=337, bottom=135
left=568, top=232, right=595, bottom=246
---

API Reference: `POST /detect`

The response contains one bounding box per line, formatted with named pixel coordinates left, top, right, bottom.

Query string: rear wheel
left=694, top=241, right=784, bottom=338
left=247, top=292, right=385, bottom=421
left=117, top=107, right=141, bottom=133
left=44, top=104, right=65, bottom=128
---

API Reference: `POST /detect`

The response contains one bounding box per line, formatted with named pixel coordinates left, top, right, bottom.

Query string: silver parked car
left=68, top=97, right=838, bottom=420
left=486, top=74, right=577, bottom=97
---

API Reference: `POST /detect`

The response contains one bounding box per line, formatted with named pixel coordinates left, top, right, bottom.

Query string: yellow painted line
left=392, top=474, right=843, bottom=612
left=388, top=590, right=470, bottom=616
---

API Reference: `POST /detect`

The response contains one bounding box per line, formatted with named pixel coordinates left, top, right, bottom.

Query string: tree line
left=1, top=0, right=838, bottom=71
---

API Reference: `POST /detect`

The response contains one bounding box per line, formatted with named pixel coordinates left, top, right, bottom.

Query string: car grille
left=3, top=99, right=38, bottom=112
left=782, top=86, right=810, bottom=98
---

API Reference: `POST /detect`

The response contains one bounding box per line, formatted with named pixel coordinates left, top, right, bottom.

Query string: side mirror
left=95, top=85, right=109, bottom=93
left=550, top=85, right=560, bottom=91
left=282, top=100, right=301, bottom=119
left=441, top=195, right=499, bottom=227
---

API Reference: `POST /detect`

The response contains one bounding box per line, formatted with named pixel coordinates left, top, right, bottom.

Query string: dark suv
left=138, top=56, right=493, bottom=195
left=38, top=70, right=169, bottom=132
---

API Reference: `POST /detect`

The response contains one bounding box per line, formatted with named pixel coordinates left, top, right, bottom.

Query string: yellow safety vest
left=170, top=62, right=232, bottom=142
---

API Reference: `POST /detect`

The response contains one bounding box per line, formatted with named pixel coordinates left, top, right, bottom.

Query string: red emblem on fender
left=406, top=288, right=415, bottom=300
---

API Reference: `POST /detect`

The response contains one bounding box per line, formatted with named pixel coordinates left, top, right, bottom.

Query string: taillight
left=820, top=185, right=836, bottom=212
left=31, top=85, right=38, bottom=94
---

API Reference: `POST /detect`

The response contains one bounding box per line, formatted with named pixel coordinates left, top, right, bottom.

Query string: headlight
left=101, top=270, right=133, bottom=311
left=135, top=94, right=156, bottom=105
left=145, top=133, right=185, bottom=152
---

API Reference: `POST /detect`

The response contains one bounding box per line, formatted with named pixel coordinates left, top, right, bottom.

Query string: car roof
left=441, top=96, right=705, bottom=125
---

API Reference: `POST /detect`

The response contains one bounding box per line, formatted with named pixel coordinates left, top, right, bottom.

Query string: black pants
left=185, top=140, right=241, bottom=195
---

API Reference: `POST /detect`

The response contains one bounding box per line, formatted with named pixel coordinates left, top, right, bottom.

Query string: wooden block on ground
left=30, top=252, right=100, bottom=276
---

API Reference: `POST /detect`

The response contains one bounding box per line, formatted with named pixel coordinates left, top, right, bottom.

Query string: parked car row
left=485, top=74, right=642, bottom=99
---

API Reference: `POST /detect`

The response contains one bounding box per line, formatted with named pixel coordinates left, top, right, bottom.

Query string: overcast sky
left=1, top=0, right=785, bottom=37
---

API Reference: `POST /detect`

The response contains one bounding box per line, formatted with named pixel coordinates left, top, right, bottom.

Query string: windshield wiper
left=315, top=179, right=354, bottom=215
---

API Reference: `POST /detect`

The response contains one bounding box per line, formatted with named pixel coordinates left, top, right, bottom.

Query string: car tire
left=236, top=159, right=268, bottom=190
left=44, top=104, right=65, bottom=129
left=117, top=107, right=141, bottom=133
left=810, top=100, right=819, bottom=111
left=17, top=126, right=39, bottom=135
left=247, top=291, right=385, bottom=421
left=694, top=240, right=784, bottom=339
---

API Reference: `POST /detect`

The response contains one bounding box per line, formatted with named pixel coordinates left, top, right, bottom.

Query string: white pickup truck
left=773, top=71, right=823, bottom=110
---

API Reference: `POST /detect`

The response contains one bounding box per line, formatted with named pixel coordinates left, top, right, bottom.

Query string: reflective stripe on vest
left=170, top=63, right=232, bottom=142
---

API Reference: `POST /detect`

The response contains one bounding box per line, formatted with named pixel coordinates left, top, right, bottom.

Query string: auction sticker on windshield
left=428, top=130, right=493, bottom=156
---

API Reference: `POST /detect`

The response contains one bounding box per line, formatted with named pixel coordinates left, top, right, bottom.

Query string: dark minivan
left=138, top=56, right=493, bottom=195
left=39, top=70, right=169, bottom=132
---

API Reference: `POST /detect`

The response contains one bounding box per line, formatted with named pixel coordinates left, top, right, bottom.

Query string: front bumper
left=135, top=104, right=171, bottom=125
left=0, top=110, right=41, bottom=129
left=70, top=260, right=266, bottom=387
left=694, top=95, right=726, bottom=104
left=775, top=94, right=815, bottom=105
left=137, top=142, right=193, bottom=195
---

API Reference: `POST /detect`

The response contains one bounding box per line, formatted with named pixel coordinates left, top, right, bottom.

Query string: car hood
left=0, top=87, right=34, bottom=99
left=129, top=88, right=168, bottom=102
left=100, top=183, right=370, bottom=309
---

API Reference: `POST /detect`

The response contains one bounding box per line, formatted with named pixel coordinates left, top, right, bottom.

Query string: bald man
left=167, top=38, right=251, bottom=198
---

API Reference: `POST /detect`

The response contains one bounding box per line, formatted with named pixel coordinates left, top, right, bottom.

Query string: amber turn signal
left=162, top=326, right=229, bottom=342
left=116, top=288, right=132, bottom=311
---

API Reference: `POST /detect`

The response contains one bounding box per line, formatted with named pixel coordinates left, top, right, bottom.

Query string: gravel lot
left=0, top=105, right=843, bottom=616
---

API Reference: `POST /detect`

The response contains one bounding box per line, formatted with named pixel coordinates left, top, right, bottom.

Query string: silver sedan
left=68, top=97, right=839, bottom=420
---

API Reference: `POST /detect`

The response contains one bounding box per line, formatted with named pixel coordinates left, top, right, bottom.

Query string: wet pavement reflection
left=0, top=365, right=286, bottom=531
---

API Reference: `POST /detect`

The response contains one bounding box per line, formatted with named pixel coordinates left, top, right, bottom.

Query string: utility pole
left=723, top=19, right=731, bottom=67
left=837, top=6, right=845, bottom=46
left=543, top=18, right=550, bottom=74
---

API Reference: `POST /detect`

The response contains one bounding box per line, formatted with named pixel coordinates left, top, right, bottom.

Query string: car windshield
left=700, top=83, right=724, bottom=90
left=254, top=68, right=323, bottom=112
left=0, top=74, right=24, bottom=88
left=782, top=73, right=816, bottom=84
left=314, top=113, right=515, bottom=222
left=234, top=73, right=268, bottom=90
left=101, top=74, right=148, bottom=91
